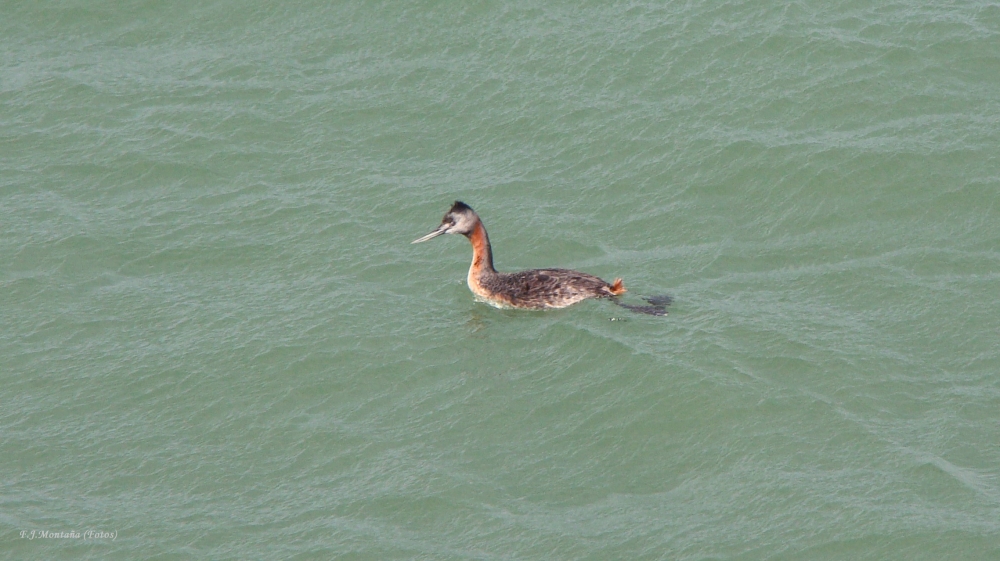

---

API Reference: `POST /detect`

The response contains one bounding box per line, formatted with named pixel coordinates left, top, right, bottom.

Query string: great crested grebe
left=412, top=201, right=669, bottom=315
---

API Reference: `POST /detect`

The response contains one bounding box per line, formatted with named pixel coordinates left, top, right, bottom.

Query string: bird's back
left=477, top=268, right=624, bottom=309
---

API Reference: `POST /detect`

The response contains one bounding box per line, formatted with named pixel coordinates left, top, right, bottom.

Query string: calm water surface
left=2, top=1, right=999, bottom=559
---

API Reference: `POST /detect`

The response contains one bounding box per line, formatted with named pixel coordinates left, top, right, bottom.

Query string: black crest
left=449, top=201, right=474, bottom=214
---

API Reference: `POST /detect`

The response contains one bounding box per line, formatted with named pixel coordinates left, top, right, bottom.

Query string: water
left=3, top=1, right=999, bottom=559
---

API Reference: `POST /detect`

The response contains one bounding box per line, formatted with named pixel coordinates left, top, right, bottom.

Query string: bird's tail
left=609, top=278, right=627, bottom=296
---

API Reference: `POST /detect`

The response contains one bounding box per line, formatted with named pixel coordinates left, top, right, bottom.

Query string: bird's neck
left=466, top=220, right=496, bottom=277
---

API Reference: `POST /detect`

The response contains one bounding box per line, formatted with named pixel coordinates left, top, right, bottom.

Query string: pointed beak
left=411, top=224, right=448, bottom=244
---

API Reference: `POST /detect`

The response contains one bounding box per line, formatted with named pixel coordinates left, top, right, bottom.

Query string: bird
left=412, top=201, right=668, bottom=315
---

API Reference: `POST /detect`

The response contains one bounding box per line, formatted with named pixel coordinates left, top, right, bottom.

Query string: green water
left=3, top=1, right=999, bottom=559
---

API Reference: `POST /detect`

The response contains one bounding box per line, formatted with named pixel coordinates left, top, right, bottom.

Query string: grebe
left=412, top=201, right=668, bottom=315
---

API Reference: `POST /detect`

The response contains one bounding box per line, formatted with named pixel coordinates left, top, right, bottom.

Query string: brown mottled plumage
left=412, top=201, right=627, bottom=310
